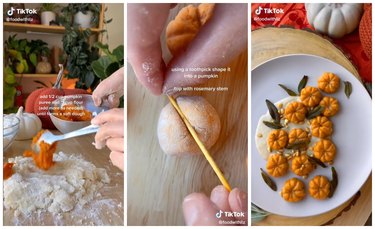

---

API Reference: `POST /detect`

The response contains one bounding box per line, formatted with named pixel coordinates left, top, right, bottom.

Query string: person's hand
left=92, top=67, right=124, bottom=171
left=91, top=108, right=124, bottom=171
left=127, top=4, right=247, bottom=95
left=183, top=185, right=248, bottom=226
left=92, top=67, right=124, bottom=108
left=127, top=4, right=171, bottom=94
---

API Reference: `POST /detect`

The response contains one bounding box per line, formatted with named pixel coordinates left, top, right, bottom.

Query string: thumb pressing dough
left=157, top=96, right=221, bottom=155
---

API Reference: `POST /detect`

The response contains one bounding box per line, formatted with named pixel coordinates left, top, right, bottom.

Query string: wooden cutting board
left=251, top=27, right=371, bottom=226
left=127, top=4, right=248, bottom=225
left=3, top=134, right=124, bottom=226
left=127, top=50, right=248, bottom=225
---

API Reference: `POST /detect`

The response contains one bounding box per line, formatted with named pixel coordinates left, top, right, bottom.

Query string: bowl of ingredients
left=3, top=115, right=20, bottom=151
left=48, top=94, right=108, bottom=133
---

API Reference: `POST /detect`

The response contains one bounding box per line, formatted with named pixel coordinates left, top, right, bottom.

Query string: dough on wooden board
left=157, top=96, right=221, bottom=155
left=4, top=152, right=110, bottom=216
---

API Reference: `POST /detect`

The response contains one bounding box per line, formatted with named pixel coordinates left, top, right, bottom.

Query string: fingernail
left=91, top=117, right=98, bottom=125
left=93, top=96, right=102, bottom=107
left=210, top=185, right=228, bottom=203
left=235, top=189, right=247, bottom=211
left=183, top=195, right=201, bottom=226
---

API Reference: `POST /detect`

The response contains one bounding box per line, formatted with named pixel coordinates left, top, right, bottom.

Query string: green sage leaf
left=306, top=105, right=324, bottom=119
left=308, top=156, right=327, bottom=168
left=265, top=99, right=280, bottom=123
left=260, top=168, right=277, bottom=191
left=298, top=75, right=308, bottom=94
left=278, top=84, right=298, bottom=96
left=263, top=121, right=283, bottom=129
left=344, top=81, right=352, bottom=99
left=328, top=167, right=338, bottom=198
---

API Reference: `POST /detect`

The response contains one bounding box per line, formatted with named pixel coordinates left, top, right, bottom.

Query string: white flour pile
left=4, top=152, right=110, bottom=217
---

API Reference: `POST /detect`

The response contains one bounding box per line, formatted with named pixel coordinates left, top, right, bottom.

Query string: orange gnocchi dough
left=310, top=116, right=333, bottom=138
left=288, top=128, right=309, bottom=145
left=266, top=153, right=289, bottom=177
left=313, top=139, right=337, bottom=163
left=268, top=129, right=288, bottom=151
left=318, top=72, right=341, bottom=93
left=281, top=178, right=306, bottom=202
left=291, top=154, right=315, bottom=176
left=166, top=4, right=215, bottom=55
left=309, top=175, right=331, bottom=200
left=300, top=86, right=322, bottom=107
left=284, top=101, right=307, bottom=124
left=319, top=96, right=340, bottom=117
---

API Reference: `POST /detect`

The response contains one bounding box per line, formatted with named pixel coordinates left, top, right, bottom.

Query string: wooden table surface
left=3, top=133, right=124, bottom=226
left=251, top=27, right=372, bottom=226
left=127, top=4, right=248, bottom=225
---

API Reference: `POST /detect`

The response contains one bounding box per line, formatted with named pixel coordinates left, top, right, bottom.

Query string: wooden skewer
left=167, top=95, right=232, bottom=192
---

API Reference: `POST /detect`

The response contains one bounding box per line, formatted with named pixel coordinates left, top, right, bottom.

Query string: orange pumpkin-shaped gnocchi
left=300, top=86, right=322, bottom=107
left=268, top=130, right=288, bottom=151
left=313, top=139, right=336, bottom=163
left=266, top=153, right=289, bottom=177
left=166, top=4, right=215, bottom=56
left=319, top=96, right=340, bottom=117
left=318, top=72, right=341, bottom=93
left=288, top=128, right=309, bottom=145
left=309, top=175, right=331, bottom=200
left=291, top=154, right=314, bottom=176
left=310, top=116, right=333, bottom=138
left=284, top=102, right=307, bottom=124
left=280, top=178, right=306, bottom=202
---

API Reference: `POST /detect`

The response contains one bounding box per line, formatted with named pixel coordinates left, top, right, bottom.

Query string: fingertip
left=183, top=193, right=217, bottom=226
left=93, top=96, right=102, bottom=107
left=110, top=151, right=124, bottom=171
left=229, top=188, right=248, bottom=212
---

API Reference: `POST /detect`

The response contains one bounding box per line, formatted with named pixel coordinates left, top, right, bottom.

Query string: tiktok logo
left=215, top=210, right=223, bottom=219
left=255, top=6, right=262, bottom=15
left=7, top=7, right=15, bottom=16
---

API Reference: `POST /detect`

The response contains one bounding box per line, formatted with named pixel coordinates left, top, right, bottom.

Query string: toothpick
left=167, top=95, right=232, bottom=192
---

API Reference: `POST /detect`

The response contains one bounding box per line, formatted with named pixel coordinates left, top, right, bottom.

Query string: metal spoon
left=33, top=124, right=99, bottom=152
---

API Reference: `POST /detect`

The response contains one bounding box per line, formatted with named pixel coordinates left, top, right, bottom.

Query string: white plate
left=251, top=54, right=372, bottom=217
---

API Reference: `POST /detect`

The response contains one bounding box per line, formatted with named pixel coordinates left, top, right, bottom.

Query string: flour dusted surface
left=4, top=152, right=110, bottom=216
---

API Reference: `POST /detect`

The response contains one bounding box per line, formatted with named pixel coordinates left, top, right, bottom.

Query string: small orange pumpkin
left=309, top=175, right=331, bottom=200
left=291, top=154, right=315, bottom=176
left=284, top=101, right=307, bottom=124
left=268, top=129, right=288, bottom=151
left=266, top=153, right=289, bottom=177
left=288, top=128, right=309, bottom=145
left=313, top=139, right=336, bottom=163
left=310, top=116, right=333, bottom=138
left=300, top=86, right=322, bottom=107
left=318, top=72, right=341, bottom=93
left=281, top=178, right=306, bottom=202
left=319, top=96, right=340, bottom=117
left=166, top=4, right=215, bottom=56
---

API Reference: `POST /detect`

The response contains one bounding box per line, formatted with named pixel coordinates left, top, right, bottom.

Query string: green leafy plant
left=61, top=3, right=101, bottom=27
left=91, top=43, right=124, bottom=79
left=91, top=43, right=124, bottom=107
left=62, top=25, right=100, bottom=89
left=4, top=66, right=18, bottom=113
left=5, top=35, right=50, bottom=74
left=40, top=3, right=59, bottom=12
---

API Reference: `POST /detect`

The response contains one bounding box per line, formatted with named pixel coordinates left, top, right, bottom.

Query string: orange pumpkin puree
left=3, top=163, right=14, bottom=180
left=52, top=104, right=92, bottom=121
left=23, top=130, right=57, bottom=170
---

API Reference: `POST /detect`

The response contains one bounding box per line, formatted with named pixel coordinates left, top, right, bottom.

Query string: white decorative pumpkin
left=305, top=3, right=363, bottom=38
left=14, top=106, right=42, bottom=140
